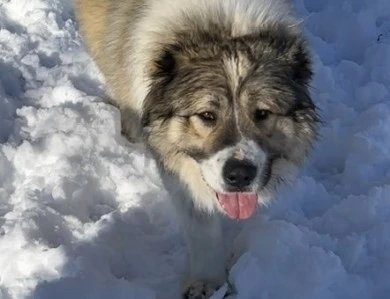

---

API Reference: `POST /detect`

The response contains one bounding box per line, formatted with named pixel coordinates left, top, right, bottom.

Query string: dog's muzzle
left=200, top=139, right=266, bottom=220
left=216, top=158, right=258, bottom=220
left=222, top=158, right=257, bottom=191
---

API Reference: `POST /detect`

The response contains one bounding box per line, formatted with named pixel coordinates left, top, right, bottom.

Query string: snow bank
left=0, top=0, right=389, bottom=298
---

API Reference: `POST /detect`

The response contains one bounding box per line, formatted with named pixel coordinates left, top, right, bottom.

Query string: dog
left=74, top=0, right=318, bottom=297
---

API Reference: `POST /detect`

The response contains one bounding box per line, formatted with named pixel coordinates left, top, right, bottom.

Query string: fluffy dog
left=74, top=0, right=318, bottom=297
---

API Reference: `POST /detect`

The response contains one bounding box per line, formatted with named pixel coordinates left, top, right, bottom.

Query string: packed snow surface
left=1, top=0, right=390, bottom=298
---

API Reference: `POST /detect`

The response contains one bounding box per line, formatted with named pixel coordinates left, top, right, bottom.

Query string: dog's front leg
left=176, top=205, right=227, bottom=298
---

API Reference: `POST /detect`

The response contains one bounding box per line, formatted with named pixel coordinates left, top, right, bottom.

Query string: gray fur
left=75, top=0, right=319, bottom=297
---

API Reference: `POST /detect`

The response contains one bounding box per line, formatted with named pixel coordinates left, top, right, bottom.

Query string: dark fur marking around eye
left=197, top=111, right=217, bottom=125
left=254, top=109, right=271, bottom=122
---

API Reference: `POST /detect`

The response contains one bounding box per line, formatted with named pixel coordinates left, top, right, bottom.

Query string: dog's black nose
left=223, top=158, right=257, bottom=190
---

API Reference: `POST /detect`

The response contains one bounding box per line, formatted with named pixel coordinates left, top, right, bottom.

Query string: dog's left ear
left=153, top=48, right=177, bottom=82
left=287, top=40, right=313, bottom=86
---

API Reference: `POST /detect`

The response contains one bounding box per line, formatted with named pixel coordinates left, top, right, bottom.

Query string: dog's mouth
left=216, top=192, right=257, bottom=220
left=199, top=171, right=259, bottom=220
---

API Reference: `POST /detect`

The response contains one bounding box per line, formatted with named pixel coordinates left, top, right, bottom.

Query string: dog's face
left=142, top=29, right=318, bottom=219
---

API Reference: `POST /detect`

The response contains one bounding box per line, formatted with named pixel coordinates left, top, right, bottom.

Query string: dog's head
left=142, top=27, right=318, bottom=219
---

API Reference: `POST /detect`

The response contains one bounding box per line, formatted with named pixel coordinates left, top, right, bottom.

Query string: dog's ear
left=250, top=30, right=313, bottom=86
left=153, top=48, right=177, bottom=82
left=287, top=41, right=313, bottom=86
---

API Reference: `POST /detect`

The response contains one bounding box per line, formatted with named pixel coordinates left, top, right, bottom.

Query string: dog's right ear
left=153, top=48, right=177, bottom=82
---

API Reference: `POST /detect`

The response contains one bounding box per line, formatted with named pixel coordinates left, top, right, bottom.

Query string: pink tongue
left=217, top=192, right=257, bottom=220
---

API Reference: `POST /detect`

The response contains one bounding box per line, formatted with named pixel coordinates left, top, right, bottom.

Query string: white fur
left=200, top=139, right=267, bottom=194
left=123, top=1, right=301, bottom=295
left=162, top=170, right=227, bottom=291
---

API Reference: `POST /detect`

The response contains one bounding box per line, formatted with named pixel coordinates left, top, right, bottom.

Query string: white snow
left=0, top=0, right=389, bottom=298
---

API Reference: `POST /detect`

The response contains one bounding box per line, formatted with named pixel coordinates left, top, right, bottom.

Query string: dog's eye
left=198, top=112, right=217, bottom=123
left=254, top=109, right=271, bottom=121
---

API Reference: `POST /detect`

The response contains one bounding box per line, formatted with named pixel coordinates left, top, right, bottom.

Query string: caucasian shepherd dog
left=75, top=0, right=318, bottom=297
